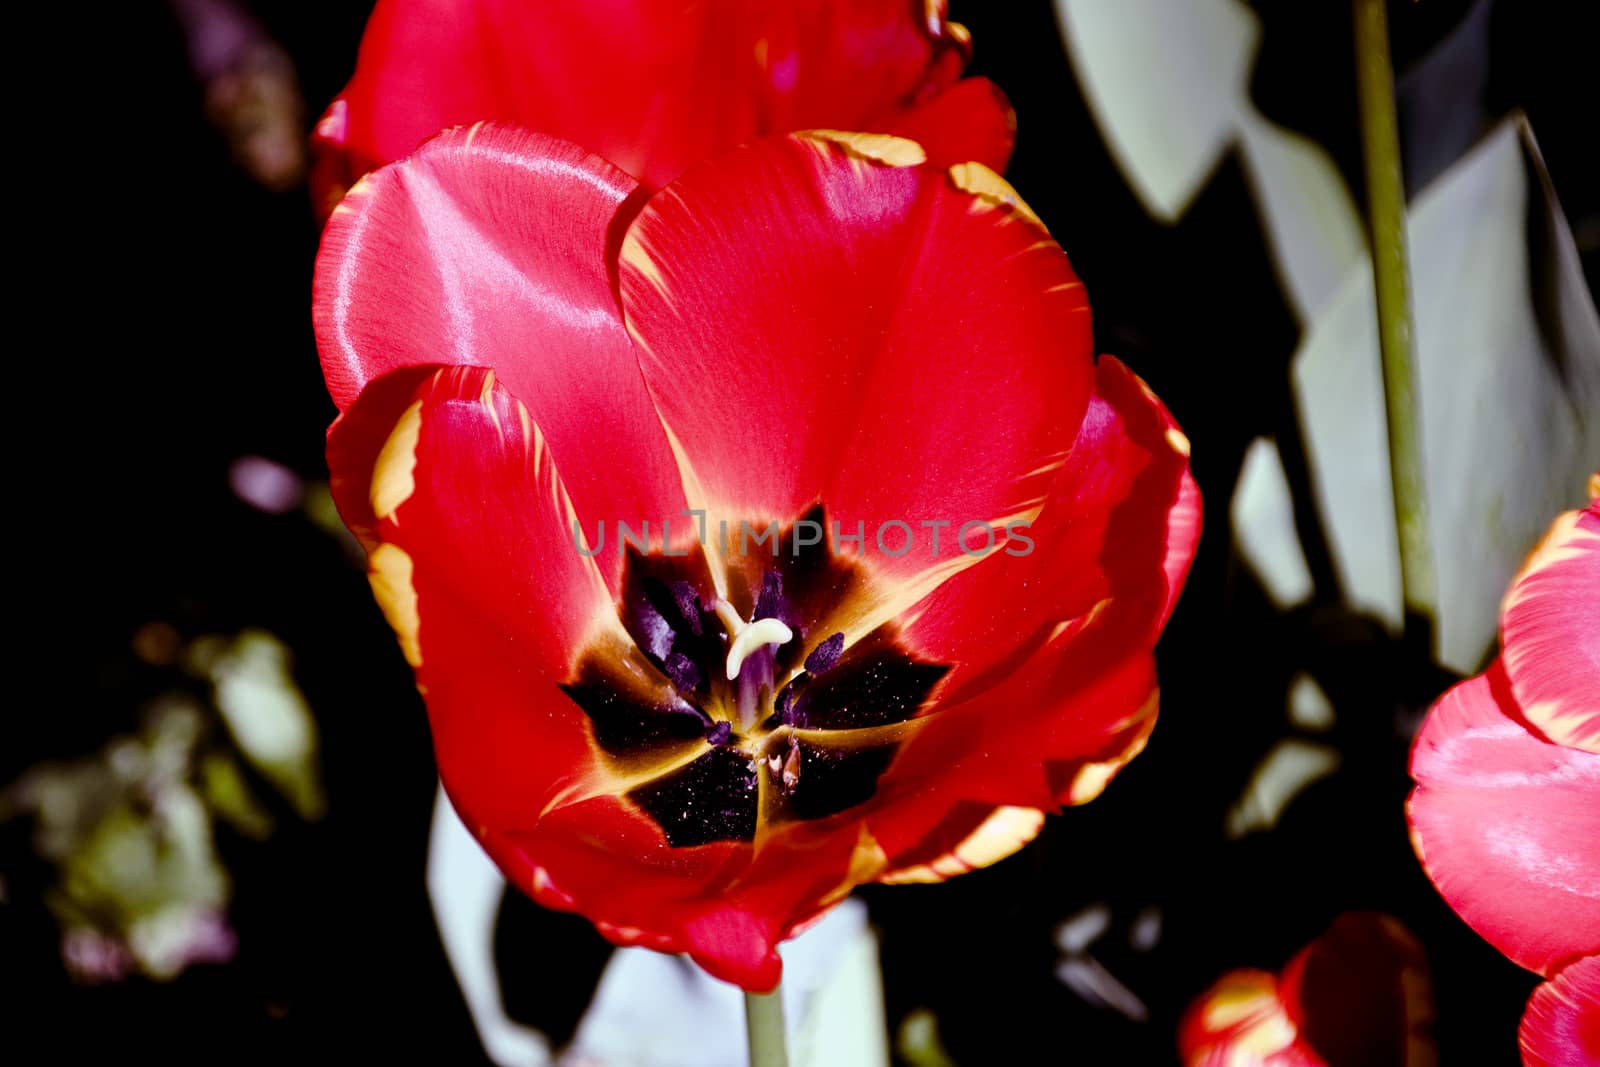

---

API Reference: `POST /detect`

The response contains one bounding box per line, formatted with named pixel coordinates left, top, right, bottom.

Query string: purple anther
left=804, top=632, right=845, bottom=675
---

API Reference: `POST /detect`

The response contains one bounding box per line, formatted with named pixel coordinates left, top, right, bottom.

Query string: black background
left=7, top=1, right=1595, bottom=1062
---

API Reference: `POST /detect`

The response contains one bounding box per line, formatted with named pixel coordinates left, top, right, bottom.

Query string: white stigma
left=724, top=617, right=794, bottom=681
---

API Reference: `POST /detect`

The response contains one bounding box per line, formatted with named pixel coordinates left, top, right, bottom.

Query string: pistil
left=725, top=617, right=794, bottom=681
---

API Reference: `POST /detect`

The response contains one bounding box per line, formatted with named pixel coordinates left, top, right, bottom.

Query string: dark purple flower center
left=561, top=506, right=948, bottom=847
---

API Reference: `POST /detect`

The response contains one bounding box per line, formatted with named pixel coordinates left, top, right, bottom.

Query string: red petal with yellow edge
left=618, top=132, right=1092, bottom=589
left=1179, top=970, right=1323, bottom=1067
left=312, top=124, right=685, bottom=589
left=904, top=354, right=1200, bottom=696
left=864, top=647, right=1159, bottom=868
left=313, top=0, right=1010, bottom=202
left=876, top=804, right=1045, bottom=885
left=330, top=367, right=619, bottom=830
left=1500, top=505, right=1600, bottom=755
left=1407, top=664, right=1600, bottom=977
left=1279, top=913, right=1436, bottom=1067
left=888, top=76, right=1016, bottom=172
left=1520, top=955, right=1600, bottom=1067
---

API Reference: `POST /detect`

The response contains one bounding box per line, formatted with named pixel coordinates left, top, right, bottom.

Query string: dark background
left=8, top=1, right=1595, bottom=1062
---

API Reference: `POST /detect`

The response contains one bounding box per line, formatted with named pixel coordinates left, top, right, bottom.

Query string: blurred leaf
left=1055, top=903, right=1112, bottom=955
left=1287, top=673, right=1337, bottom=733
left=426, top=786, right=553, bottom=1067
left=32, top=749, right=239, bottom=982
left=203, top=629, right=326, bottom=820
left=1055, top=0, right=1254, bottom=224
left=198, top=751, right=274, bottom=839
left=1232, top=437, right=1316, bottom=609
left=1055, top=955, right=1150, bottom=1022
left=1225, top=739, right=1341, bottom=839
left=1282, top=117, right=1600, bottom=673
left=897, top=1008, right=959, bottom=1067
left=1056, top=0, right=1364, bottom=321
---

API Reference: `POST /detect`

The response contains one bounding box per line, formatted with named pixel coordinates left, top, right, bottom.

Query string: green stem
left=1352, top=0, right=1436, bottom=627
left=745, top=986, right=789, bottom=1067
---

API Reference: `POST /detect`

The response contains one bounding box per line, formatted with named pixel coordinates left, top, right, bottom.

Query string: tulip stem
left=745, top=987, right=789, bottom=1067
left=1352, top=0, right=1437, bottom=630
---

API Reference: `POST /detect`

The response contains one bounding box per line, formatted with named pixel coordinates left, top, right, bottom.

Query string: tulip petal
left=1519, top=955, right=1600, bottom=1067
left=864, top=647, right=1159, bottom=869
left=1407, top=666, right=1600, bottom=977
left=313, top=123, right=686, bottom=587
left=905, top=354, right=1200, bottom=696
left=1279, top=913, right=1436, bottom=1067
left=889, top=76, right=1016, bottom=172
left=314, top=0, right=1008, bottom=194
left=1179, top=915, right=1435, bottom=1067
left=876, top=804, right=1045, bottom=885
left=1178, top=970, right=1320, bottom=1067
left=1500, top=506, right=1600, bottom=755
left=619, top=132, right=1093, bottom=596
left=487, top=794, right=879, bottom=991
left=330, top=366, right=625, bottom=829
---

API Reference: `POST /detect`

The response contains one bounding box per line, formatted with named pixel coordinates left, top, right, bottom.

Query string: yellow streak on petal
left=541, top=739, right=715, bottom=817
left=1048, top=598, right=1113, bottom=646
left=815, top=826, right=890, bottom=910
left=1020, top=450, right=1071, bottom=479
left=496, top=384, right=620, bottom=619
left=947, top=162, right=1049, bottom=235
left=369, top=399, right=423, bottom=522
left=1589, top=470, right=1599, bottom=502
left=1499, top=511, right=1597, bottom=744
left=1233, top=1010, right=1299, bottom=1057
left=1190, top=974, right=1300, bottom=1065
left=878, top=806, right=1045, bottom=885
left=1524, top=701, right=1600, bottom=753
left=801, top=130, right=927, bottom=167
left=1066, top=690, right=1160, bottom=806
left=368, top=542, right=422, bottom=667
left=839, top=551, right=981, bottom=648
left=1199, top=973, right=1281, bottom=1030
left=838, top=490, right=1052, bottom=646
left=1505, top=509, right=1590, bottom=613
left=478, top=368, right=502, bottom=437
left=327, top=167, right=377, bottom=221
left=947, top=21, right=971, bottom=47
left=1166, top=427, right=1192, bottom=457
left=791, top=717, right=929, bottom=752
left=619, top=229, right=671, bottom=302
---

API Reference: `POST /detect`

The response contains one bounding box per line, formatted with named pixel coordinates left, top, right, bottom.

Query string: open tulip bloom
left=312, top=0, right=1014, bottom=215
left=1407, top=493, right=1599, bottom=1066
left=313, top=123, right=1199, bottom=992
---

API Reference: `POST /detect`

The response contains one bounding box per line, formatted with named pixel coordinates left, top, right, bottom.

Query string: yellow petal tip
left=802, top=130, right=927, bottom=168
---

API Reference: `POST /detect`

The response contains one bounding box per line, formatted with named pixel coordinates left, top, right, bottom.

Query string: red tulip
left=312, top=122, right=1199, bottom=990
left=311, top=0, right=1014, bottom=216
left=1178, top=913, right=1436, bottom=1067
left=1408, top=492, right=1600, bottom=1066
